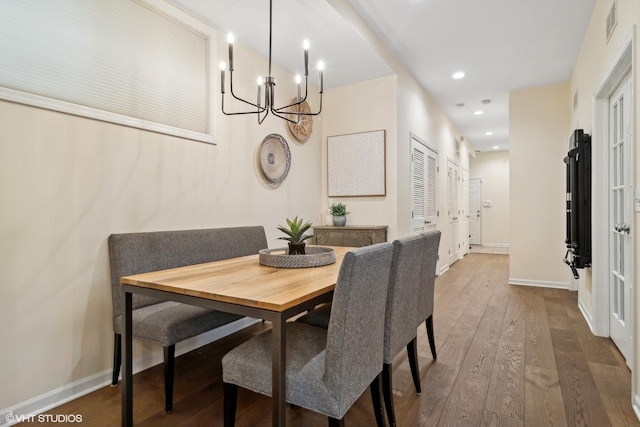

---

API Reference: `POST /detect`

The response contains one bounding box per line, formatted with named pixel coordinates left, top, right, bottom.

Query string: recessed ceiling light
left=481, top=99, right=491, bottom=104
left=485, top=131, right=493, bottom=136
left=452, top=71, right=465, bottom=79
left=493, top=145, right=500, bottom=150
left=456, top=103, right=465, bottom=108
left=474, top=110, right=483, bottom=115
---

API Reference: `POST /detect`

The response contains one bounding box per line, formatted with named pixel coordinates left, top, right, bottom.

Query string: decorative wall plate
left=287, top=98, right=313, bottom=143
left=259, top=133, right=291, bottom=183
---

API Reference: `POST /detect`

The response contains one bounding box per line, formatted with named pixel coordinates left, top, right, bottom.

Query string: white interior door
left=469, top=178, right=482, bottom=245
left=460, top=168, right=469, bottom=255
left=609, top=72, right=633, bottom=365
left=411, top=136, right=438, bottom=234
left=448, top=160, right=460, bottom=265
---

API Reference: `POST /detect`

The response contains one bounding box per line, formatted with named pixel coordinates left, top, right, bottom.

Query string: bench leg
left=164, top=345, right=175, bottom=413
left=112, top=333, right=121, bottom=386
left=224, top=382, right=238, bottom=427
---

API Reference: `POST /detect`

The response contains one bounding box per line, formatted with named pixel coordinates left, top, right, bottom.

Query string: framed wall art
left=327, top=129, right=386, bottom=197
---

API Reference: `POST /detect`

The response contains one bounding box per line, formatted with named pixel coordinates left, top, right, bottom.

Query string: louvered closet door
left=411, top=136, right=438, bottom=234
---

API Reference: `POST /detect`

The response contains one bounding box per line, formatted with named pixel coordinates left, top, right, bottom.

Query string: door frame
left=590, top=29, right=634, bottom=336
left=447, top=157, right=461, bottom=265
left=590, top=27, right=635, bottom=396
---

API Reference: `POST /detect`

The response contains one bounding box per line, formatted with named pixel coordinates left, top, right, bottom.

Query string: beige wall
left=321, top=76, right=399, bottom=237
left=324, top=0, right=470, bottom=274
left=509, top=82, right=571, bottom=287
left=470, top=150, right=510, bottom=246
left=396, top=71, right=472, bottom=272
left=568, top=0, right=640, bottom=407
left=0, top=35, right=323, bottom=410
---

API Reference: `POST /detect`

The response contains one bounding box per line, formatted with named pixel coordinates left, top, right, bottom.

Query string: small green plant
left=277, top=216, right=314, bottom=244
left=329, top=202, right=349, bottom=216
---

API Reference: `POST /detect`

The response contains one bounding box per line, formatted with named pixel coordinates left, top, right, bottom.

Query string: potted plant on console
left=277, top=216, right=314, bottom=255
left=329, top=202, right=349, bottom=226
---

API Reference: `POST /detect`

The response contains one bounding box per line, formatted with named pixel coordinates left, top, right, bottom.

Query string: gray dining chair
left=417, top=230, right=441, bottom=362
left=380, top=234, right=428, bottom=426
left=221, top=242, right=394, bottom=427
left=297, top=232, right=442, bottom=426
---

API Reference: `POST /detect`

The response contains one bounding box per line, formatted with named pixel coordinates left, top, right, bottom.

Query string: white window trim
left=0, top=0, right=217, bottom=144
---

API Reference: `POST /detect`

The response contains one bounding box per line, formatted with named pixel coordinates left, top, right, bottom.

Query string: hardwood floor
left=28, top=253, right=638, bottom=426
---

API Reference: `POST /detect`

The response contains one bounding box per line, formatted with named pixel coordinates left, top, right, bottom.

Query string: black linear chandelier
left=219, top=0, right=324, bottom=125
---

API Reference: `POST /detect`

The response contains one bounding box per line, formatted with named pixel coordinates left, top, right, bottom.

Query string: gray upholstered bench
left=108, top=226, right=268, bottom=412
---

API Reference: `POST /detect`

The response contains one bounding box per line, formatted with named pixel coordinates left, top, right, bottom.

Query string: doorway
left=469, top=178, right=482, bottom=245
left=461, top=168, right=469, bottom=255
left=608, top=72, right=633, bottom=364
left=447, top=159, right=460, bottom=265
left=591, top=33, right=634, bottom=372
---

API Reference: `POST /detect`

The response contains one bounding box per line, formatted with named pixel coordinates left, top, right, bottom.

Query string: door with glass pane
left=609, top=73, right=632, bottom=364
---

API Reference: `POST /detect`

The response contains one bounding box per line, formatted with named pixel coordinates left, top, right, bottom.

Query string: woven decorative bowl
left=259, top=246, right=336, bottom=268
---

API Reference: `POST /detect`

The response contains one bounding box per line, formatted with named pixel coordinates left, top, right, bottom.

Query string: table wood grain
left=121, top=246, right=352, bottom=312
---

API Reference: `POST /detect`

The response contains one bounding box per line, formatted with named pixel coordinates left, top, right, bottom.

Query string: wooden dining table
left=119, top=246, right=351, bottom=427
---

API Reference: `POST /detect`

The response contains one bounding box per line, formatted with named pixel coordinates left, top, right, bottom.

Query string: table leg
left=272, top=314, right=286, bottom=427
left=122, top=291, right=133, bottom=427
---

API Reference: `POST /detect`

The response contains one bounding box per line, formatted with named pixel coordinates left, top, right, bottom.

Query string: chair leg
left=369, top=373, right=385, bottom=427
left=382, top=363, right=396, bottom=427
left=328, top=417, right=345, bottom=427
left=111, top=333, right=121, bottom=386
left=224, top=382, right=238, bottom=427
left=407, top=337, right=422, bottom=394
left=426, top=315, right=437, bottom=360
left=164, top=345, right=175, bottom=413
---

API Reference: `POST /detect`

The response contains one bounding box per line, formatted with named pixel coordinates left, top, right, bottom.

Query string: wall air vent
left=606, top=0, right=617, bottom=42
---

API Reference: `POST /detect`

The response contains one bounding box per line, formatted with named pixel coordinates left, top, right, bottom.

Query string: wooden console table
left=313, top=225, right=388, bottom=247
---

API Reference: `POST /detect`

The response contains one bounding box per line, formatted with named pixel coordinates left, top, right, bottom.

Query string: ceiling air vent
left=606, top=1, right=617, bottom=42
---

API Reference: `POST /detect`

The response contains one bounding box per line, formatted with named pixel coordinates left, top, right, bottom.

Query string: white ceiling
left=169, top=0, right=595, bottom=152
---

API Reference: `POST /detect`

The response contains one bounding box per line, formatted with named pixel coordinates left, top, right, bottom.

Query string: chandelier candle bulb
left=227, top=33, right=234, bottom=71
left=318, top=61, right=324, bottom=93
left=219, top=62, right=226, bottom=93
left=303, top=39, right=310, bottom=76
left=257, top=77, right=263, bottom=107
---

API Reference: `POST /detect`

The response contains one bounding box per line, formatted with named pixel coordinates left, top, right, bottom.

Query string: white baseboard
left=0, top=318, right=258, bottom=427
left=633, top=393, right=640, bottom=423
left=438, top=264, right=449, bottom=276
left=508, top=278, right=570, bottom=290
left=481, top=243, right=510, bottom=248
left=578, top=298, right=596, bottom=333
